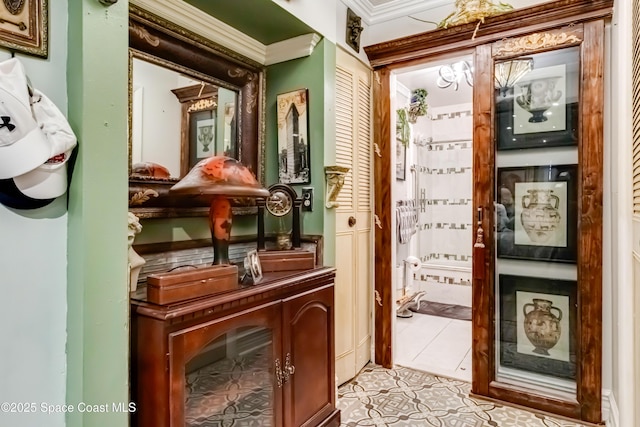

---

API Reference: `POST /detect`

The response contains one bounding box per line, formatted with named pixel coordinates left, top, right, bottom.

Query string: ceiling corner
left=343, top=0, right=453, bottom=26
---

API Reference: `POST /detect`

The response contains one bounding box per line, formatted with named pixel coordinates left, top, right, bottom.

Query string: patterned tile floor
left=337, top=364, right=589, bottom=427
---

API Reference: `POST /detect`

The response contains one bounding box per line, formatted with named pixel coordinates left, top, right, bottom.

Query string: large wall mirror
left=128, top=6, right=265, bottom=217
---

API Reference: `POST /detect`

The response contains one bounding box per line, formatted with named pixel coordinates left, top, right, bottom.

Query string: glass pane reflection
left=493, top=46, right=580, bottom=395
left=185, top=326, right=274, bottom=426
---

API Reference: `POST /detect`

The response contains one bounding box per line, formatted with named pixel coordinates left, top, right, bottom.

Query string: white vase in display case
left=520, top=189, right=561, bottom=244
left=516, top=76, right=562, bottom=123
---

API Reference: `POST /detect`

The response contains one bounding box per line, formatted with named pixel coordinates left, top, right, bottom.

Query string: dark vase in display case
left=523, top=298, right=563, bottom=356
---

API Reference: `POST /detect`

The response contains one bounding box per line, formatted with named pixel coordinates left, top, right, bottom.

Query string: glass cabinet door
left=493, top=46, right=580, bottom=396
left=472, top=20, right=605, bottom=423
left=168, top=302, right=283, bottom=426
left=184, top=326, right=275, bottom=426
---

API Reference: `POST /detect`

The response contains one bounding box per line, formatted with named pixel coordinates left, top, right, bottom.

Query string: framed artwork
left=499, top=274, right=577, bottom=380
left=0, top=0, right=47, bottom=57
left=277, top=88, right=310, bottom=184
left=172, top=83, right=219, bottom=177
left=189, top=108, right=216, bottom=167
left=396, top=140, right=406, bottom=181
left=245, top=250, right=263, bottom=284
left=495, top=47, right=579, bottom=150
left=496, top=164, right=577, bottom=263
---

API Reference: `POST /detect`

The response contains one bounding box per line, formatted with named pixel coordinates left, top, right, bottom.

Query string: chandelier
left=437, top=61, right=473, bottom=91
left=494, top=58, right=533, bottom=96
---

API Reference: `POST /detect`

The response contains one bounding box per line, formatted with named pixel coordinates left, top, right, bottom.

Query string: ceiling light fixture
left=437, top=61, right=473, bottom=91
left=494, top=58, right=534, bottom=96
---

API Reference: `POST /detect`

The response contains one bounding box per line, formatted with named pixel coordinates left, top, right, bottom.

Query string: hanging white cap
left=0, top=58, right=51, bottom=180
left=12, top=87, right=77, bottom=199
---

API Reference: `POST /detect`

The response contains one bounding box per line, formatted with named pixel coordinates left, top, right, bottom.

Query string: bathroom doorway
left=392, top=53, right=474, bottom=381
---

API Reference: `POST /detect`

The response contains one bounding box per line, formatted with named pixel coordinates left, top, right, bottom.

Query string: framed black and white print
left=189, top=108, right=216, bottom=169
left=499, top=274, right=577, bottom=380
left=277, top=88, right=311, bottom=184
left=495, top=47, right=579, bottom=150
left=496, top=164, right=577, bottom=263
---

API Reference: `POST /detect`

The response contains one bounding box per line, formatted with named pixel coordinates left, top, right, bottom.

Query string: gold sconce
left=324, top=166, right=350, bottom=208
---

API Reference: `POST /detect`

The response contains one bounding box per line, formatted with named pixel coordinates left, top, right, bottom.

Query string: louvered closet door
left=334, top=47, right=373, bottom=385
left=632, top=1, right=640, bottom=423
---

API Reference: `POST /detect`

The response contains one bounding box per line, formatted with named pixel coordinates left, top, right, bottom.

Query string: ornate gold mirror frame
left=128, top=6, right=265, bottom=218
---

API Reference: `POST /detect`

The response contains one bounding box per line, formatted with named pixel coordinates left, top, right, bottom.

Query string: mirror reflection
left=131, top=57, right=238, bottom=180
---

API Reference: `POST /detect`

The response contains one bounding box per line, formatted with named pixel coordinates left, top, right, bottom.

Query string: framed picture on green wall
left=0, top=0, right=48, bottom=58
left=277, top=88, right=311, bottom=184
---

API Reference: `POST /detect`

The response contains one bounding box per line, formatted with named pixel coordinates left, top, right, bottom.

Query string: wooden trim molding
left=372, top=68, right=393, bottom=368
left=364, top=0, right=610, bottom=422
left=491, top=26, right=584, bottom=59
left=577, top=19, right=605, bottom=423
left=471, top=43, right=494, bottom=398
left=364, top=0, right=613, bottom=68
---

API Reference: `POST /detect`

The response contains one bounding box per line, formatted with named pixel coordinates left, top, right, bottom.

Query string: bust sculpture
left=128, top=211, right=146, bottom=292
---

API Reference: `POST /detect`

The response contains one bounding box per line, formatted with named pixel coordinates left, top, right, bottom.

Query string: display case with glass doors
left=364, top=0, right=612, bottom=424
left=473, top=21, right=606, bottom=424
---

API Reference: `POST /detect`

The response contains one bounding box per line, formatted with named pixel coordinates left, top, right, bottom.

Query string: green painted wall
left=0, top=5, right=70, bottom=427
left=135, top=215, right=257, bottom=245
left=66, top=1, right=130, bottom=426
left=265, top=39, right=336, bottom=263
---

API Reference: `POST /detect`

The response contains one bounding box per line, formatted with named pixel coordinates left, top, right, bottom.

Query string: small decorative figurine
left=346, top=8, right=364, bottom=53
left=439, top=0, right=513, bottom=38
left=128, top=212, right=145, bottom=292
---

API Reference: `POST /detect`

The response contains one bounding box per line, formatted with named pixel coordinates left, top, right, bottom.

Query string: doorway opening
left=392, top=53, right=474, bottom=382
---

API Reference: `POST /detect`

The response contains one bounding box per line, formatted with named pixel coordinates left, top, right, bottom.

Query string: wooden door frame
left=364, top=0, right=612, bottom=423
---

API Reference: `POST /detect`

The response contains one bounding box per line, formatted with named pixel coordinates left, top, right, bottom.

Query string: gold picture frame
left=0, top=0, right=48, bottom=58
left=499, top=274, right=577, bottom=380
left=277, top=88, right=311, bottom=185
left=171, top=83, right=219, bottom=177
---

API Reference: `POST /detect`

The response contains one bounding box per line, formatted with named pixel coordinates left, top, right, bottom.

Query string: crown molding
left=130, top=0, right=267, bottom=64
left=395, top=81, right=411, bottom=99
left=265, top=33, right=322, bottom=66
left=131, top=0, right=321, bottom=66
left=345, top=0, right=451, bottom=25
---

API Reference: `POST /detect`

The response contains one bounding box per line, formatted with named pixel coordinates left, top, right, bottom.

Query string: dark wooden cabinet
left=131, top=267, right=340, bottom=427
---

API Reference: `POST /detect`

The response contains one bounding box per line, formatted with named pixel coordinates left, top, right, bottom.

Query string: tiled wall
left=413, top=104, right=473, bottom=290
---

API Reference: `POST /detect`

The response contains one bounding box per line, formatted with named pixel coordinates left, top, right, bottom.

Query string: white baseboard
left=603, top=388, right=619, bottom=427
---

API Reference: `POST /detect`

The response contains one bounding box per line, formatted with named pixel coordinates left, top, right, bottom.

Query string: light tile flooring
left=395, top=312, right=472, bottom=382
left=337, top=364, right=589, bottom=426
left=337, top=312, right=589, bottom=426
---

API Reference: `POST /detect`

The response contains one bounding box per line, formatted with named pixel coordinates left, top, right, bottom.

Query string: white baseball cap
left=12, top=88, right=78, bottom=199
left=0, top=58, right=51, bottom=179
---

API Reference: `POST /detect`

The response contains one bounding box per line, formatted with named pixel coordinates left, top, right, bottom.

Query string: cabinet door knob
left=348, top=216, right=356, bottom=227
left=283, top=352, right=295, bottom=383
